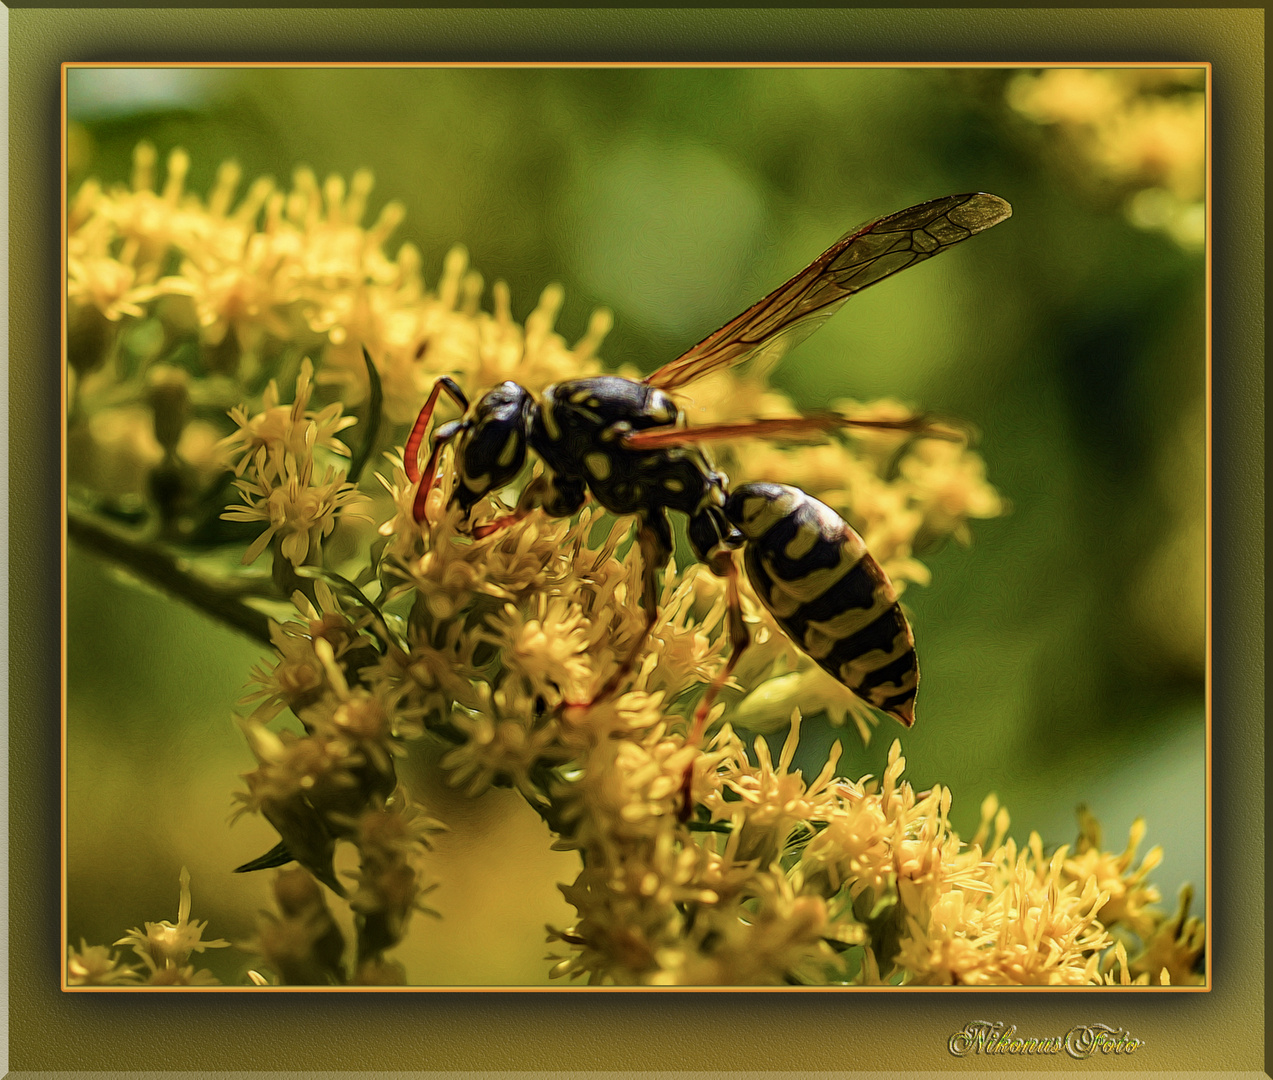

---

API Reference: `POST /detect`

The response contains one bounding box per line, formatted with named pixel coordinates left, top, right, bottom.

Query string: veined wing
left=644, top=192, right=1012, bottom=393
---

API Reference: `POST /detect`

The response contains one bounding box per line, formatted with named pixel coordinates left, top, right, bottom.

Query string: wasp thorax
left=452, top=382, right=533, bottom=509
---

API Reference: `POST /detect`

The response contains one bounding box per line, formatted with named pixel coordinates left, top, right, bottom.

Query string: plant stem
left=67, top=509, right=274, bottom=647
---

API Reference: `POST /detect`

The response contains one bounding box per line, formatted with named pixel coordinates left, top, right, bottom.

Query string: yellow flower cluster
left=234, top=581, right=440, bottom=871
left=219, top=358, right=369, bottom=566
left=244, top=866, right=348, bottom=986
left=547, top=726, right=1190, bottom=986
left=69, top=142, right=408, bottom=358
left=1007, top=68, right=1206, bottom=249
left=65, top=146, right=1200, bottom=987
left=228, top=585, right=444, bottom=980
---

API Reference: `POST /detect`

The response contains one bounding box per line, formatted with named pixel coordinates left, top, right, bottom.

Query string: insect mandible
left=402, top=192, right=1012, bottom=745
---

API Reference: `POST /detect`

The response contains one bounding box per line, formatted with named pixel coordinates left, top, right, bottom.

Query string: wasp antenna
left=405, top=377, right=469, bottom=483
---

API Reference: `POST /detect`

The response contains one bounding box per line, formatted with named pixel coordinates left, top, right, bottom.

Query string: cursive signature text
left=949, top=1020, right=1144, bottom=1059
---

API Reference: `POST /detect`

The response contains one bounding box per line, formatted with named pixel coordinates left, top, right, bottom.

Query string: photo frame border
left=16, top=7, right=1263, bottom=1075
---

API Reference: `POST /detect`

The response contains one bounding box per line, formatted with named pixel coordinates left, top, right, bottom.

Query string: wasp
left=404, top=192, right=1012, bottom=744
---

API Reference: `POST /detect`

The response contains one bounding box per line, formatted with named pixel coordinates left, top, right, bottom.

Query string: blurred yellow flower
left=67, top=940, right=141, bottom=986
left=113, top=868, right=230, bottom=984
left=1007, top=68, right=1206, bottom=250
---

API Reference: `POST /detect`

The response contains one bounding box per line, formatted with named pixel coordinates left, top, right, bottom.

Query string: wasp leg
left=679, top=554, right=750, bottom=820
left=470, top=472, right=587, bottom=539
left=405, top=376, right=469, bottom=483
left=621, top=412, right=963, bottom=451
left=412, top=422, right=465, bottom=523
left=469, top=475, right=546, bottom=539
left=689, top=553, right=750, bottom=745
left=564, top=511, right=671, bottom=715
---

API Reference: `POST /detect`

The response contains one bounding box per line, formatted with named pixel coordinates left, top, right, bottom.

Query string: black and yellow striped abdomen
left=724, top=482, right=918, bottom=727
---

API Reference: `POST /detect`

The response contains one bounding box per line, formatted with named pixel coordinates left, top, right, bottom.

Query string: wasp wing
left=644, top=192, right=1012, bottom=393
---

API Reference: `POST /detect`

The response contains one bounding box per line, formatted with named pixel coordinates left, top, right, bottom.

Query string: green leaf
left=346, top=346, right=384, bottom=486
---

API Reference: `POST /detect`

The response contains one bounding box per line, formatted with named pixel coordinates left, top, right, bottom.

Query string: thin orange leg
left=680, top=554, right=750, bottom=819
left=471, top=512, right=533, bottom=540
left=470, top=483, right=540, bottom=539
left=468, top=475, right=553, bottom=539
left=412, top=428, right=461, bottom=524
left=405, top=377, right=468, bottom=483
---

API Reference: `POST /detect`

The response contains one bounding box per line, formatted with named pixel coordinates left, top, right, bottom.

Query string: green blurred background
left=65, top=66, right=1207, bottom=985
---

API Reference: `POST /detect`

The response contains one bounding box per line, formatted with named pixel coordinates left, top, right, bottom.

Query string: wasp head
left=447, top=382, right=534, bottom=512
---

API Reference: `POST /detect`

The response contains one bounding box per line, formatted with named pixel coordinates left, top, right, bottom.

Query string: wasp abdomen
left=725, top=482, right=918, bottom=727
